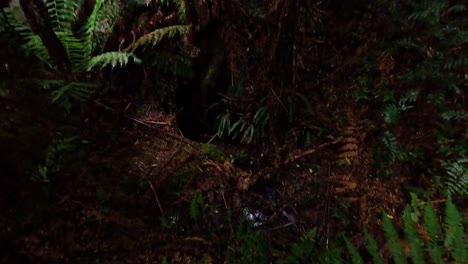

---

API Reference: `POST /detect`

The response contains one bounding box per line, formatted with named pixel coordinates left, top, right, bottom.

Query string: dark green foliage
left=444, top=197, right=468, bottom=263
left=1, top=0, right=191, bottom=112
left=35, top=135, right=82, bottom=183
left=442, top=158, right=468, bottom=196
left=189, top=192, right=204, bottom=221
left=423, top=202, right=444, bottom=264
left=343, top=235, right=364, bottom=264
left=284, top=228, right=342, bottom=264
left=344, top=199, right=468, bottom=264
left=128, top=25, right=189, bottom=52
left=226, top=224, right=270, bottom=264
left=363, top=227, right=385, bottom=264
left=149, top=52, right=194, bottom=78
left=403, top=206, right=425, bottom=264
left=216, top=97, right=271, bottom=144
left=382, top=211, right=408, bottom=264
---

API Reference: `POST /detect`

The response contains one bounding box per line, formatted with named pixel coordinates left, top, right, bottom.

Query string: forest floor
left=2, top=100, right=459, bottom=263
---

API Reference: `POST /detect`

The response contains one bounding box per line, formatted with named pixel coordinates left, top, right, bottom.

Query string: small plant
left=216, top=98, right=271, bottom=144
left=189, top=192, right=204, bottom=221
left=34, top=135, right=82, bottom=183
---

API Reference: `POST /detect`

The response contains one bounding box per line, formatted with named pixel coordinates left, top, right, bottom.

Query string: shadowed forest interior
left=0, top=0, right=467, bottom=263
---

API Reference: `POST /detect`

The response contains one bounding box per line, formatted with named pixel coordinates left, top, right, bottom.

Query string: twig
left=284, top=137, right=342, bottom=165
left=270, top=88, right=288, bottom=112
left=148, top=180, right=164, bottom=215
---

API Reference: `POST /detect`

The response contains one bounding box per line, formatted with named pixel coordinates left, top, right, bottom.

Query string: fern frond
left=47, top=81, right=96, bottom=112
left=447, top=4, right=466, bottom=14
left=409, top=1, right=447, bottom=25
left=382, top=211, right=407, bottom=264
left=45, top=0, right=80, bottom=31
left=441, top=110, right=468, bottom=121
left=87, top=52, right=141, bottom=70
left=56, top=31, right=86, bottom=71
left=423, top=202, right=444, bottom=264
left=129, top=25, right=189, bottom=52
left=318, top=247, right=342, bottom=264
left=442, top=158, right=468, bottom=195
left=81, top=0, right=105, bottom=57
left=22, top=35, right=54, bottom=68
left=173, top=0, right=187, bottom=23
left=0, top=7, right=33, bottom=38
left=403, top=206, right=425, bottom=264
left=363, top=227, right=385, bottom=264
left=444, top=196, right=468, bottom=263
left=150, top=52, right=194, bottom=78
left=343, top=235, right=364, bottom=264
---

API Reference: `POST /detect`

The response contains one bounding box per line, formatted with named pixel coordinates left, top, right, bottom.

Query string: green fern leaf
left=130, top=25, right=189, bottom=52
left=81, top=0, right=105, bottom=57
left=46, top=0, right=79, bottom=31
left=343, top=235, right=364, bottom=264
left=56, top=31, right=86, bottom=71
left=444, top=197, right=468, bottom=263
left=423, top=202, right=444, bottom=264
left=403, top=206, right=425, bottom=264
left=87, top=52, right=141, bottom=70
left=363, top=227, right=385, bottom=264
left=443, top=158, right=468, bottom=195
left=23, top=35, right=54, bottom=68
left=50, top=81, right=96, bottom=112
left=382, top=211, right=407, bottom=264
left=318, top=247, right=342, bottom=264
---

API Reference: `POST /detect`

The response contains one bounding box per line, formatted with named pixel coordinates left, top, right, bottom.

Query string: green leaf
left=444, top=196, right=468, bottom=263
left=364, top=227, right=385, bottom=264
left=343, top=235, right=364, bottom=264
left=382, top=211, right=407, bottom=264
left=403, top=206, right=425, bottom=264
left=423, top=202, right=444, bottom=264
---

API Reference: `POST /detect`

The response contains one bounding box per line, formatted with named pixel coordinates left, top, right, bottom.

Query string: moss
left=201, top=143, right=226, bottom=162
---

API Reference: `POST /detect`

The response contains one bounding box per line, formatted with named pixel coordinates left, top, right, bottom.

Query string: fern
left=149, top=52, right=194, bottom=78
left=444, top=196, right=468, bottom=263
left=403, top=206, right=425, bottom=264
left=0, top=7, right=31, bottom=36
left=442, top=158, right=468, bottom=196
left=45, top=0, right=80, bottom=31
left=129, top=25, right=189, bottom=52
left=175, top=0, right=188, bottom=23
left=423, top=202, right=444, bottom=264
left=409, top=0, right=448, bottom=25
left=286, top=228, right=342, bottom=264
left=47, top=81, right=96, bottom=113
left=87, top=52, right=142, bottom=70
left=363, top=227, right=385, bottom=264
left=22, top=35, right=54, bottom=68
left=343, top=235, right=365, bottom=264
left=80, top=0, right=105, bottom=58
left=382, top=211, right=408, bottom=264
left=346, top=199, right=468, bottom=264
left=56, top=31, right=86, bottom=70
